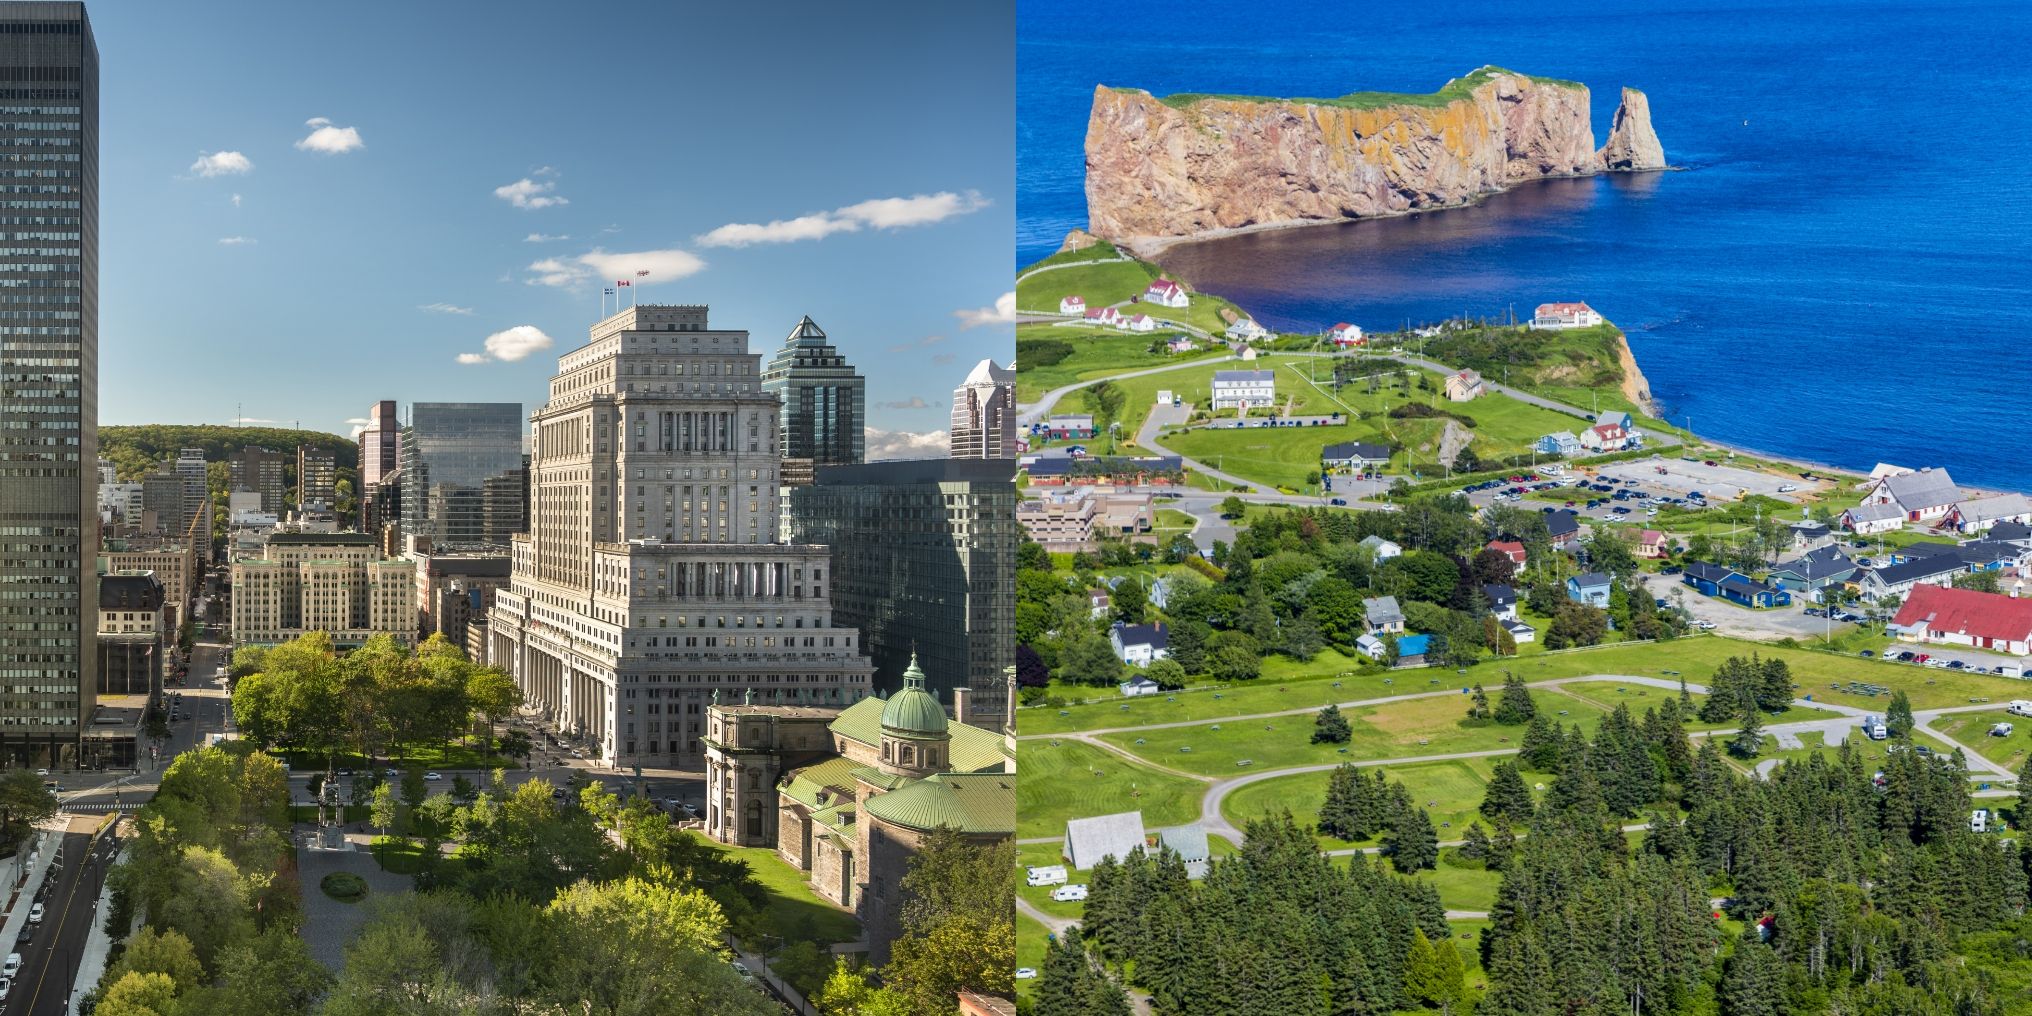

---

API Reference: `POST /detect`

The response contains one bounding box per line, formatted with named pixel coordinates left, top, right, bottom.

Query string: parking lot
left=1633, top=575, right=1846, bottom=641
left=1597, top=455, right=1825, bottom=502
left=1871, top=644, right=2029, bottom=678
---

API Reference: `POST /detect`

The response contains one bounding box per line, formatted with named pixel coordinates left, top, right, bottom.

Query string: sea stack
left=1083, top=67, right=1666, bottom=253
left=1597, top=87, right=1666, bottom=171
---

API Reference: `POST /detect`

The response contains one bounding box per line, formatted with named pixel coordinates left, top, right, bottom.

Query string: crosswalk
left=60, top=802, right=130, bottom=813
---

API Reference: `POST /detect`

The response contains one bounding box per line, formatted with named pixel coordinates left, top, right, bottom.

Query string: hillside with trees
left=98, top=424, right=358, bottom=481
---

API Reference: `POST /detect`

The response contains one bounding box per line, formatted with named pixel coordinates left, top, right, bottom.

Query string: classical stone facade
left=230, top=532, right=414, bottom=647
left=486, top=305, right=874, bottom=768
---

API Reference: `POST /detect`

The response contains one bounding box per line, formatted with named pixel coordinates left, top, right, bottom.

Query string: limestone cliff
left=1084, top=67, right=1664, bottom=251
left=1597, top=87, right=1665, bottom=171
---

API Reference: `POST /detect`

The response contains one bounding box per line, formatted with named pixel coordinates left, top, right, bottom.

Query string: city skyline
left=91, top=0, right=1014, bottom=460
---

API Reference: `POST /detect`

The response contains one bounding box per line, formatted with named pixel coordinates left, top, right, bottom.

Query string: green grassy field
left=1015, top=323, right=1226, bottom=403
left=1096, top=688, right=1607, bottom=777
left=1016, top=257, right=1159, bottom=314
left=1162, top=422, right=1360, bottom=492
left=1018, top=738, right=1207, bottom=840
left=1424, top=853, right=1503, bottom=912
left=1016, top=913, right=1051, bottom=995
left=1222, top=757, right=1506, bottom=850
left=1552, top=678, right=1844, bottom=729
left=699, top=841, right=865, bottom=950
left=1933, top=710, right=2032, bottom=771
left=1146, top=66, right=1581, bottom=112
left=1737, top=728, right=1964, bottom=776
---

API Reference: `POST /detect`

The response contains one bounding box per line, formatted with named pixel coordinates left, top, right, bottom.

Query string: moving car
left=424, top=771, right=443, bottom=781
left=4, top=952, right=19, bottom=977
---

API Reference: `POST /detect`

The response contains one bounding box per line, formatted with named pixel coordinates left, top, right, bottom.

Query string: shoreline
left=1114, top=166, right=1680, bottom=260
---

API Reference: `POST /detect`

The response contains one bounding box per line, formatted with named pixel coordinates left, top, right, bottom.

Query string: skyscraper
left=950, top=359, right=1015, bottom=459
left=174, top=446, right=207, bottom=531
left=399, top=402, right=524, bottom=551
left=228, top=446, right=286, bottom=513
left=295, top=445, right=335, bottom=509
left=786, top=457, right=1016, bottom=729
left=0, top=1, right=95, bottom=766
left=486, top=305, right=873, bottom=769
left=358, top=399, right=398, bottom=488
left=761, top=315, right=864, bottom=468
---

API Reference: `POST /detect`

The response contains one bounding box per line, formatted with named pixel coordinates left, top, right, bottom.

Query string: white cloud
left=874, top=396, right=935, bottom=411
left=231, top=193, right=242, bottom=208
left=494, top=177, right=568, bottom=210
left=523, top=233, right=571, bottom=243
left=864, top=427, right=950, bottom=461
left=345, top=417, right=371, bottom=438
left=522, top=247, right=707, bottom=289
left=456, top=325, right=555, bottom=364
left=190, top=151, right=253, bottom=177
left=953, top=291, right=1016, bottom=329
left=532, top=165, right=558, bottom=177
left=695, top=190, right=990, bottom=247
left=419, top=302, right=474, bottom=315
left=887, top=334, right=946, bottom=354
left=217, top=236, right=256, bottom=245
left=295, top=116, right=364, bottom=154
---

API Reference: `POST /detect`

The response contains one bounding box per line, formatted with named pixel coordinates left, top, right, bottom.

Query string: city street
left=13, top=820, right=116, bottom=1016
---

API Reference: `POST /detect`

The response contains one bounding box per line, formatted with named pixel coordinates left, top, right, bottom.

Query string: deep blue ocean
left=1018, top=0, right=2032, bottom=490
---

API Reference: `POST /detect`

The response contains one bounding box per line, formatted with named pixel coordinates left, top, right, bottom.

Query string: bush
left=1017, top=338, right=1075, bottom=369
left=320, top=871, right=369, bottom=902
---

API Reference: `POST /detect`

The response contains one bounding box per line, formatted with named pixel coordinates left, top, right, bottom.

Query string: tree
left=1035, top=926, right=1130, bottom=1016
left=1718, top=927, right=1787, bottom=1016
left=1307, top=576, right=1364, bottom=646
left=1144, top=657, right=1187, bottom=691
left=1480, top=761, right=1535, bottom=823
left=1585, top=528, right=1640, bottom=583
left=1207, top=633, right=1262, bottom=682
left=194, top=928, right=334, bottom=1016
left=1492, top=671, right=1536, bottom=724
left=1955, top=569, right=2003, bottom=594
left=1405, top=927, right=1465, bottom=1012
left=1730, top=703, right=1764, bottom=759
left=1015, top=643, right=1050, bottom=689
left=1459, top=822, right=1493, bottom=864
left=817, top=960, right=912, bottom=1016
left=1466, top=683, right=1491, bottom=721
left=883, top=830, right=1016, bottom=1011
left=1887, top=689, right=1915, bottom=738
left=1545, top=603, right=1608, bottom=650
left=0, top=769, right=57, bottom=848
left=95, top=971, right=181, bottom=1016
left=1058, top=629, right=1125, bottom=687
left=1312, top=704, right=1352, bottom=744
left=1111, top=580, right=1148, bottom=624
left=1387, top=805, right=1439, bottom=872
left=1218, top=496, right=1248, bottom=519
left=538, top=877, right=774, bottom=1016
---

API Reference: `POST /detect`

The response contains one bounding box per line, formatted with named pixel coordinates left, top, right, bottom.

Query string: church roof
left=780, top=756, right=861, bottom=810
left=880, top=653, right=949, bottom=737
left=861, top=772, right=1014, bottom=835
left=829, top=698, right=1006, bottom=774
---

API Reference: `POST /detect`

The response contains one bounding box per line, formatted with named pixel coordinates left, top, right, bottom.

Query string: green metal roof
left=829, top=697, right=1006, bottom=774
left=862, top=773, right=1015, bottom=835
left=811, top=803, right=856, bottom=834
left=880, top=652, right=949, bottom=737
left=781, top=756, right=860, bottom=810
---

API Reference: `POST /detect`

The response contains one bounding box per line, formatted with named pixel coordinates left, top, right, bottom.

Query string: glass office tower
left=0, top=1, right=95, bottom=766
left=761, top=315, right=865, bottom=467
left=400, top=402, right=525, bottom=551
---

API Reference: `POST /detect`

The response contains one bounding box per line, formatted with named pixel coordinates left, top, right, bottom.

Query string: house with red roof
left=1579, top=420, right=1632, bottom=452
left=1530, top=302, right=1604, bottom=330
left=1890, top=583, right=2032, bottom=656
left=1123, top=313, right=1156, bottom=333
left=1059, top=295, right=1086, bottom=315
left=1083, top=306, right=1122, bottom=328
left=1327, top=323, right=1365, bottom=346
left=1144, top=278, right=1189, bottom=308
left=1485, top=540, right=1527, bottom=569
left=1636, top=529, right=1669, bottom=559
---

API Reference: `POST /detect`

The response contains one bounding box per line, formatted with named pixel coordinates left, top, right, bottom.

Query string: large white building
left=485, top=305, right=875, bottom=769
left=1211, top=369, right=1276, bottom=410
left=229, top=533, right=414, bottom=648
left=950, top=359, right=1016, bottom=459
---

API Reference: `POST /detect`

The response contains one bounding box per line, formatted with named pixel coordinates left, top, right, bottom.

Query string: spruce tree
left=1718, top=926, right=1787, bottom=1016
left=1729, top=701, right=1764, bottom=759
left=1756, top=656, right=1793, bottom=713
left=1887, top=689, right=1915, bottom=738
left=1460, top=821, right=1492, bottom=864
left=1312, top=703, right=1352, bottom=744
left=1468, top=683, right=1491, bottom=721
left=1519, top=712, right=1563, bottom=771
left=1481, top=760, right=1535, bottom=823
left=1493, top=671, right=1536, bottom=724
left=1387, top=805, right=1439, bottom=873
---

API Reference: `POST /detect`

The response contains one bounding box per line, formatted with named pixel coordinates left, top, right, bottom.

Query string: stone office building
left=486, top=304, right=874, bottom=769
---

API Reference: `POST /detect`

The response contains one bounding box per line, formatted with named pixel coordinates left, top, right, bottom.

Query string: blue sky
left=94, top=0, right=1013, bottom=458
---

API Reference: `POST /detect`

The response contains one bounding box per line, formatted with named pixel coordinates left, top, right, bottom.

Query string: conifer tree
left=1887, top=689, right=1915, bottom=738
left=1519, top=712, right=1564, bottom=771
left=1312, top=703, right=1352, bottom=744
left=1493, top=671, right=1536, bottom=724
left=1718, top=926, right=1786, bottom=1016
left=1388, top=805, right=1439, bottom=873
left=1481, top=760, right=1535, bottom=823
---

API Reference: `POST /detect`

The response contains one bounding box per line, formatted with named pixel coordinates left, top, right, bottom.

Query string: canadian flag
left=616, top=279, right=631, bottom=287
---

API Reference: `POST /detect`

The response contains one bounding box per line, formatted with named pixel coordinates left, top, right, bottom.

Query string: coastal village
left=1011, top=234, right=2032, bottom=1006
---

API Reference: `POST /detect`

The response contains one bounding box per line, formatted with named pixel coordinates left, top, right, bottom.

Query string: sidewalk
left=67, top=845, right=126, bottom=1010
left=0, top=824, right=64, bottom=952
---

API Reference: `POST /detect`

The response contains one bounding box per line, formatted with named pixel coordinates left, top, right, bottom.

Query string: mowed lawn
left=1014, top=324, right=1224, bottom=402
left=1222, top=756, right=1509, bottom=850
left=1015, top=257, right=1158, bottom=313
left=1098, top=688, right=1607, bottom=777
left=1553, top=679, right=1846, bottom=729
left=1017, top=738, right=1207, bottom=841
left=1932, top=710, right=2032, bottom=771
left=1163, top=422, right=1361, bottom=491
left=1016, top=914, right=1051, bottom=997
left=698, top=841, right=863, bottom=950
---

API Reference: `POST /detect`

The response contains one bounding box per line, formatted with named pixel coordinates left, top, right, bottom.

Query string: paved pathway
left=296, top=831, right=414, bottom=971
left=1014, top=254, right=1130, bottom=287
left=1018, top=354, right=1237, bottom=427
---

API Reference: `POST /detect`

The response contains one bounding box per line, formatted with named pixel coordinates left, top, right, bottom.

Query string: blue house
left=1719, top=574, right=1791, bottom=609
left=1567, top=572, right=1612, bottom=607
left=1682, top=561, right=1738, bottom=597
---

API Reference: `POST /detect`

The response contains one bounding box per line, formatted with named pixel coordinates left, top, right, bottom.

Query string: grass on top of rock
left=1143, top=66, right=1582, bottom=111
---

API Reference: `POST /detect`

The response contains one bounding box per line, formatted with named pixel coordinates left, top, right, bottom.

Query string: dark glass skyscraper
left=400, top=402, right=525, bottom=551
left=0, top=2, right=94, bottom=766
left=761, top=316, right=864, bottom=467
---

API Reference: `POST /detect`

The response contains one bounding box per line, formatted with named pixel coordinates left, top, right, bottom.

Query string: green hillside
left=99, top=424, right=358, bottom=482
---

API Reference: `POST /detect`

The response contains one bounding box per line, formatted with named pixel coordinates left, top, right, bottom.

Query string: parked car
left=424, top=771, right=443, bottom=781
left=0, top=975, right=9, bottom=1001
left=1328, top=498, right=1347, bottom=506
left=26, top=904, right=40, bottom=925
left=1016, top=968, right=1039, bottom=980
left=731, top=961, right=756, bottom=983
left=4, top=952, right=19, bottom=978
left=1860, top=650, right=1874, bottom=657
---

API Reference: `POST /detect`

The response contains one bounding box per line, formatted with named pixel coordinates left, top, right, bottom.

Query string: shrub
left=320, top=871, right=369, bottom=902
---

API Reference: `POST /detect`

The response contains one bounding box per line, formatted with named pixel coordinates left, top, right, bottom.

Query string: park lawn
left=1109, top=355, right=1343, bottom=453
left=699, top=841, right=865, bottom=950
left=1015, top=257, right=1159, bottom=314
left=1552, top=678, right=1844, bottom=729
left=1222, top=757, right=1498, bottom=851
left=1016, top=914, right=1052, bottom=996
left=1423, top=854, right=1503, bottom=912
left=370, top=835, right=428, bottom=875
left=1014, top=322, right=1225, bottom=402
left=1932, top=710, right=2032, bottom=772
left=1097, top=687, right=1608, bottom=777
left=1020, top=655, right=1398, bottom=736
left=1015, top=843, right=1088, bottom=921
left=1161, top=422, right=1360, bottom=492
left=1729, top=728, right=1964, bottom=777
left=1017, top=739, right=1207, bottom=841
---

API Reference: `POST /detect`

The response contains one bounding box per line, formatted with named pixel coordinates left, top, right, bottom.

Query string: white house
left=1119, top=675, right=1161, bottom=697
left=1144, top=278, right=1190, bottom=309
left=1578, top=419, right=1632, bottom=452
left=1059, top=295, right=1086, bottom=315
left=1083, top=306, right=1122, bottom=328
left=1530, top=302, right=1604, bottom=330
left=1939, top=493, right=2032, bottom=535
left=1358, top=535, right=1403, bottom=561
left=1443, top=369, right=1486, bottom=402
left=1123, top=313, right=1157, bottom=333
left=1210, top=369, right=1276, bottom=410
left=1327, top=322, right=1364, bottom=346
left=1855, top=557, right=1965, bottom=602
left=1863, top=466, right=1961, bottom=522
left=1841, top=502, right=1906, bottom=535
left=1109, top=622, right=1169, bottom=665
left=1226, top=318, right=1268, bottom=341
left=1503, top=619, right=1537, bottom=644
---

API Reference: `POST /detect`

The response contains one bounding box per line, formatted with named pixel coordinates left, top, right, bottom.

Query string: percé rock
left=1084, top=67, right=1664, bottom=251
left=1597, top=87, right=1665, bottom=171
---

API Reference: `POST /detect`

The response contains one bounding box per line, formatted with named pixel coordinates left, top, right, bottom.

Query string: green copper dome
left=880, top=652, right=949, bottom=737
